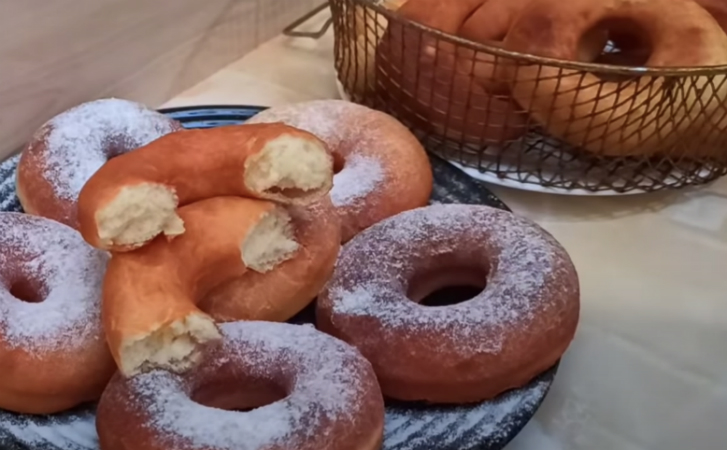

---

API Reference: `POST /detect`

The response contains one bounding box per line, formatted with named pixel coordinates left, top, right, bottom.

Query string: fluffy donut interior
left=242, top=207, right=300, bottom=272
left=244, top=134, right=332, bottom=198
left=120, top=313, right=221, bottom=376
left=116, top=207, right=299, bottom=376
left=96, top=183, right=184, bottom=248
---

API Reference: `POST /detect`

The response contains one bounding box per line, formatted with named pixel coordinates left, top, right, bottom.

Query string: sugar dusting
left=331, top=154, right=384, bottom=207
left=247, top=100, right=388, bottom=207
left=247, top=100, right=363, bottom=147
left=34, top=98, right=179, bottom=201
left=0, top=213, right=108, bottom=351
left=124, top=321, right=373, bottom=450
left=324, top=204, right=576, bottom=353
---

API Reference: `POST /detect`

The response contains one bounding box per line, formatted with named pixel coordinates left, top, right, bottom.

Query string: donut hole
left=96, top=183, right=184, bottom=248
left=245, top=135, right=333, bottom=200
left=192, top=377, right=287, bottom=412
left=587, top=18, right=653, bottom=69
left=332, top=152, right=346, bottom=174
left=408, top=265, right=488, bottom=306
left=8, top=278, right=46, bottom=303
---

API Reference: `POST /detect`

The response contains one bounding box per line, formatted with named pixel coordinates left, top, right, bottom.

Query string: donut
left=457, top=0, right=608, bottom=90
left=77, top=122, right=334, bottom=252
left=16, top=98, right=182, bottom=229
left=96, top=321, right=385, bottom=450
left=339, top=0, right=408, bottom=100
left=696, top=0, right=727, bottom=31
left=247, top=100, right=432, bottom=243
left=0, top=213, right=115, bottom=414
left=502, top=0, right=727, bottom=157
left=200, top=197, right=341, bottom=322
left=102, top=196, right=301, bottom=376
left=317, top=204, right=580, bottom=403
left=377, top=0, right=529, bottom=145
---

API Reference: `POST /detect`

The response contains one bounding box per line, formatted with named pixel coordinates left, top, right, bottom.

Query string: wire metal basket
left=329, top=0, right=727, bottom=193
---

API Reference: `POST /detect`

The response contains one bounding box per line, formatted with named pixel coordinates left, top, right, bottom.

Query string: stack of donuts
left=1, top=97, right=580, bottom=450
left=375, top=0, right=727, bottom=158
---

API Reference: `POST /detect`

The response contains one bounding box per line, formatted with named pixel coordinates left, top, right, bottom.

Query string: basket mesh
left=330, top=0, right=727, bottom=193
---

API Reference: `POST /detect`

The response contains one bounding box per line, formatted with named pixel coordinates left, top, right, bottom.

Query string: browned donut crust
left=317, top=204, right=580, bottom=404
left=200, top=197, right=341, bottom=323
left=377, top=0, right=529, bottom=145
left=0, top=213, right=115, bottom=414
left=102, top=197, right=302, bottom=376
left=96, top=322, right=385, bottom=450
left=77, top=123, right=334, bottom=252
left=247, top=100, right=432, bottom=243
left=502, top=0, right=727, bottom=157
left=16, top=98, right=182, bottom=229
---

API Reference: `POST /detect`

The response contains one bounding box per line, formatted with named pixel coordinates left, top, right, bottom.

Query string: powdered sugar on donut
left=331, top=155, right=384, bottom=207
left=123, top=322, right=375, bottom=450
left=0, top=213, right=108, bottom=351
left=34, top=98, right=179, bottom=201
left=248, top=100, right=388, bottom=208
left=324, top=204, right=578, bottom=353
left=247, top=100, right=367, bottom=147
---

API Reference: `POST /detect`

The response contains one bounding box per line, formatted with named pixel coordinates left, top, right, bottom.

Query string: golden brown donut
left=0, top=213, right=115, bottom=414
left=200, top=197, right=341, bottom=322
left=317, top=204, right=580, bottom=404
left=377, top=0, right=529, bottom=145
left=502, top=0, right=727, bottom=157
left=102, top=196, right=301, bottom=376
left=77, top=123, right=334, bottom=252
left=247, top=100, right=432, bottom=243
left=458, top=0, right=608, bottom=90
left=340, top=0, right=408, bottom=99
left=96, top=321, right=385, bottom=450
left=694, top=0, right=727, bottom=31
left=15, top=98, right=182, bottom=229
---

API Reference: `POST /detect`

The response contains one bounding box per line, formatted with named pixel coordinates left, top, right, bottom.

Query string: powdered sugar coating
left=323, top=203, right=576, bottom=352
left=103, top=321, right=382, bottom=450
left=247, top=100, right=388, bottom=209
left=22, top=98, right=179, bottom=201
left=0, top=213, right=108, bottom=351
left=318, top=204, right=578, bottom=402
left=330, top=154, right=384, bottom=207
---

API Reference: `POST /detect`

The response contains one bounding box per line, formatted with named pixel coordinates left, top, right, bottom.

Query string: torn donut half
left=77, top=123, right=334, bottom=251
left=101, top=196, right=299, bottom=376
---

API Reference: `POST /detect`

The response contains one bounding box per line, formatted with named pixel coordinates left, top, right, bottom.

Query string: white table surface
left=164, top=13, right=727, bottom=450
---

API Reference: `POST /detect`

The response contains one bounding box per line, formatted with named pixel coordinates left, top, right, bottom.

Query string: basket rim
left=352, top=0, right=727, bottom=76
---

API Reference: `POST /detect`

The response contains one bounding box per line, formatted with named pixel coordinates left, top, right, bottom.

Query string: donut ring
left=247, top=100, right=432, bottom=243
left=458, top=0, right=607, bottom=91
left=502, top=0, right=727, bottom=157
left=102, top=197, right=301, bottom=376
left=200, top=197, right=341, bottom=322
left=377, top=0, right=529, bottom=144
left=16, top=98, right=181, bottom=229
left=317, top=204, right=580, bottom=403
left=96, top=321, right=385, bottom=450
left=696, top=0, right=727, bottom=31
left=0, top=213, right=115, bottom=414
left=77, top=123, right=334, bottom=251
